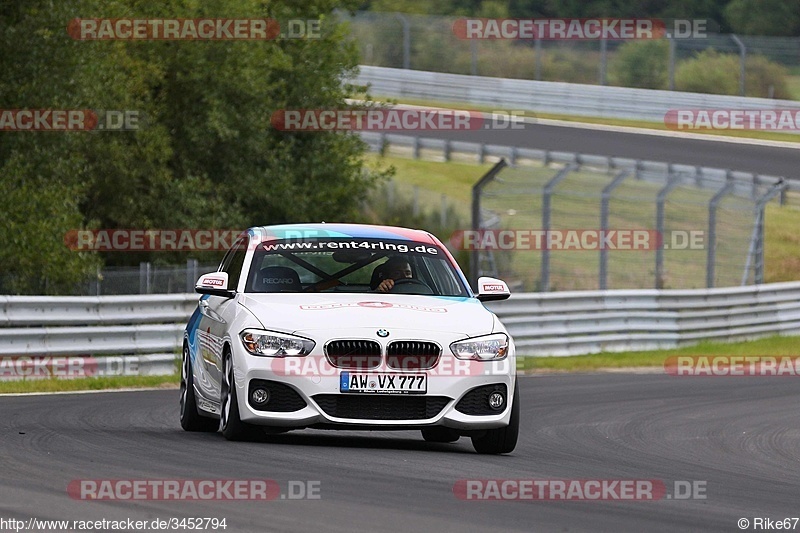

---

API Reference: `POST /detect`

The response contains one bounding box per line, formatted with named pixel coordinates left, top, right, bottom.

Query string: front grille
left=455, top=384, right=508, bottom=416
left=313, top=394, right=450, bottom=420
left=248, top=380, right=307, bottom=412
left=325, top=340, right=382, bottom=370
left=386, top=341, right=441, bottom=370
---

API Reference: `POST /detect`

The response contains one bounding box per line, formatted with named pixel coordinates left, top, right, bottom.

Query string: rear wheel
left=220, top=349, right=261, bottom=441
left=180, top=343, right=218, bottom=432
left=421, top=427, right=461, bottom=443
left=471, top=379, right=520, bottom=454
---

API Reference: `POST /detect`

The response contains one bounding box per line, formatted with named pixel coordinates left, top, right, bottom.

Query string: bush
left=675, top=49, right=790, bottom=98
left=745, top=55, right=791, bottom=99
left=675, top=50, right=740, bottom=95
left=609, top=40, right=669, bottom=89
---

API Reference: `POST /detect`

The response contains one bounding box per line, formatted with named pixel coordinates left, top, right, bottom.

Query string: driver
left=374, top=257, right=413, bottom=293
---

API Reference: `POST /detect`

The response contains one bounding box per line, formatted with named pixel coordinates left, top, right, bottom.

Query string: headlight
left=450, top=333, right=509, bottom=361
left=240, top=329, right=315, bottom=357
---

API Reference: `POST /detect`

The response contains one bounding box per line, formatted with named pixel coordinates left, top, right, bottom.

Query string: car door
left=195, top=238, right=247, bottom=406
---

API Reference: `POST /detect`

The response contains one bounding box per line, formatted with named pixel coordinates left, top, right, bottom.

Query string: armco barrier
left=487, top=281, right=800, bottom=355
left=0, top=294, right=197, bottom=379
left=1, top=285, right=800, bottom=368
left=355, top=65, right=800, bottom=126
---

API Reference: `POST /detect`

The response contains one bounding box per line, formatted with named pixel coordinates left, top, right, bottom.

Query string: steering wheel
left=389, top=278, right=434, bottom=295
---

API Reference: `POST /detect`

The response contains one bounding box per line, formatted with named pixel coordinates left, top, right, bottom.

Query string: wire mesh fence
left=343, top=11, right=800, bottom=98
left=472, top=159, right=780, bottom=291
left=0, top=261, right=221, bottom=296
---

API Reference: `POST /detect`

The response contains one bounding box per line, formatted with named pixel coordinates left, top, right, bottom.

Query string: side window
left=220, top=239, right=247, bottom=291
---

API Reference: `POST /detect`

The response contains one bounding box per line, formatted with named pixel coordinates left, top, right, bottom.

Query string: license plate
left=340, top=372, right=427, bottom=394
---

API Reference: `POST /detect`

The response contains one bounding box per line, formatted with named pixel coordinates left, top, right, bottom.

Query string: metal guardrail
left=1, top=288, right=800, bottom=366
left=487, top=281, right=800, bottom=355
left=0, top=294, right=197, bottom=379
left=355, top=65, right=800, bottom=125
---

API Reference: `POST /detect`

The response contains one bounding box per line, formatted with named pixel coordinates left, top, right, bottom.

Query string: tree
left=724, top=0, right=800, bottom=36
left=0, top=0, right=388, bottom=292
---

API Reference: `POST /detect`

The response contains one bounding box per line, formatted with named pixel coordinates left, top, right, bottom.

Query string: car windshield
left=244, top=237, right=470, bottom=297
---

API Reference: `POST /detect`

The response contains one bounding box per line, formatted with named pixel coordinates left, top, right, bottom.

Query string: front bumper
left=231, top=340, right=516, bottom=430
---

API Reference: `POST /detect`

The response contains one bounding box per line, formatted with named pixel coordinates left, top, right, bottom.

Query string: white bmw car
left=181, top=223, right=519, bottom=454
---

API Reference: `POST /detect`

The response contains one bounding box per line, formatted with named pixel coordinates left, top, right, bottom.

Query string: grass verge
left=0, top=374, right=179, bottom=394
left=519, top=335, right=800, bottom=372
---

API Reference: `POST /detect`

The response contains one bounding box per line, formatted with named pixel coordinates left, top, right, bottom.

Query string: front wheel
left=220, top=350, right=261, bottom=441
left=180, top=343, right=218, bottom=432
left=471, top=379, right=520, bottom=454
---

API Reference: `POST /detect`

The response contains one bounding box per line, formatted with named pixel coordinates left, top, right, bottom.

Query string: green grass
left=520, top=335, right=800, bottom=372
left=0, top=374, right=179, bottom=394
left=371, top=95, right=800, bottom=144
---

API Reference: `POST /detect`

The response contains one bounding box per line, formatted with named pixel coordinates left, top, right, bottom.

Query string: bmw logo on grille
left=376, top=329, right=389, bottom=338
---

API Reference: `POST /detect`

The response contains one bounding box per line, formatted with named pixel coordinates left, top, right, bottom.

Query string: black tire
left=180, top=343, right=218, bottom=432
left=220, top=349, right=261, bottom=441
left=421, top=427, right=461, bottom=443
left=471, top=379, right=520, bottom=454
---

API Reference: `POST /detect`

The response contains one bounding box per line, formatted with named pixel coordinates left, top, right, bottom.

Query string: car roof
left=251, top=223, right=439, bottom=245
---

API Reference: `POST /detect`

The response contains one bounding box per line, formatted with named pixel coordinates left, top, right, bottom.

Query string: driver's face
left=386, top=264, right=412, bottom=280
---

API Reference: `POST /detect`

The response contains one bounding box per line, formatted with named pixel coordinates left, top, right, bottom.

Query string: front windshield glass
left=244, top=238, right=470, bottom=297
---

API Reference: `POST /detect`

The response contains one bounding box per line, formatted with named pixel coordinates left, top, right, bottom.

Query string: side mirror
left=195, top=272, right=235, bottom=298
left=476, top=276, right=511, bottom=302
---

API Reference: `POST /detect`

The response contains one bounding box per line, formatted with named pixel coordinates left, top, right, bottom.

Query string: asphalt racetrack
left=2, top=374, right=798, bottom=532
left=420, top=122, right=800, bottom=178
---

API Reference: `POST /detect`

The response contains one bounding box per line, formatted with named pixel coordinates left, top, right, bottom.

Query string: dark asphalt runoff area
left=420, top=123, right=800, bottom=178
left=1, top=375, right=798, bottom=532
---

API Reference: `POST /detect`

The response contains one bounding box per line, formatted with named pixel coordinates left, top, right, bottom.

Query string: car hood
left=238, top=293, right=494, bottom=337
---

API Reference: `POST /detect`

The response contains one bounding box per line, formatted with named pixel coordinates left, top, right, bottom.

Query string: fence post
left=599, top=170, right=630, bottom=290
left=470, top=38, right=478, bottom=75
left=541, top=164, right=577, bottom=292
left=742, top=179, right=786, bottom=285
left=668, top=35, right=676, bottom=91
left=139, top=262, right=151, bottom=294
left=655, top=173, right=683, bottom=289
left=731, top=34, right=746, bottom=96
left=394, top=14, right=411, bottom=70
left=94, top=266, right=102, bottom=296
left=440, top=194, right=447, bottom=227
left=186, top=259, right=199, bottom=293
left=470, top=159, right=508, bottom=289
left=412, top=185, right=419, bottom=217
left=535, top=38, right=542, bottom=80
left=706, top=173, right=735, bottom=288
left=599, top=37, right=607, bottom=86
